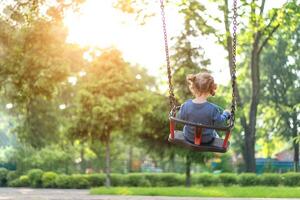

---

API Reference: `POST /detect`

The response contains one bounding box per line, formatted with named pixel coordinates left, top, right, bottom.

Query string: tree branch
left=259, top=0, right=266, bottom=16
left=258, top=24, right=280, bottom=54
left=261, top=11, right=278, bottom=35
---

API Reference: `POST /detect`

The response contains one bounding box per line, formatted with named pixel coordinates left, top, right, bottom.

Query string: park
left=0, top=0, right=299, bottom=199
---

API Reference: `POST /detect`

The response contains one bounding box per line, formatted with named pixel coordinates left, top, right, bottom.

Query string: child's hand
left=224, top=109, right=231, bottom=114
left=224, top=109, right=231, bottom=120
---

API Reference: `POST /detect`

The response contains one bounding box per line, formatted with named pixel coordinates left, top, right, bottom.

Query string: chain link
left=160, top=0, right=237, bottom=123
left=160, top=0, right=176, bottom=109
left=230, top=0, right=238, bottom=127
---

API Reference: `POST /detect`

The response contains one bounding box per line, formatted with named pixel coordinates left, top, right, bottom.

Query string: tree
left=220, top=0, right=300, bottom=172
left=261, top=22, right=300, bottom=171
left=69, top=49, right=147, bottom=186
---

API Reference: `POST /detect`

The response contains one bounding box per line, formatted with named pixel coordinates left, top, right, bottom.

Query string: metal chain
left=230, top=0, right=238, bottom=127
left=160, top=0, right=176, bottom=109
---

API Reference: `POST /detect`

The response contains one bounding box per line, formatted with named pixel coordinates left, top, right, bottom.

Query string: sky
left=64, top=0, right=286, bottom=85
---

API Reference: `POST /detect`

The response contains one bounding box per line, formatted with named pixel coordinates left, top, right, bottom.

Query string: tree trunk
left=223, top=0, right=279, bottom=173
left=80, top=143, right=85, bottom=173
left=245, top=34, right=261, bottom=172
left=105, top=133, right=111, bottom=187
left=292, top=112, right=299, bottom=172
left=169, top=152, right=175, bottom=172
left=128, top=146, right=133, bottom=173
left=185, top=154, right=192, bottom=187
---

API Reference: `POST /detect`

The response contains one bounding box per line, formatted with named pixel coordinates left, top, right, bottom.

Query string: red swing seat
left=168, top=106, right=232, bottom=153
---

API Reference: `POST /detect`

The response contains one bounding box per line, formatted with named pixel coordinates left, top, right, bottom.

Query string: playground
left=0, top=0, right=299, bottom=199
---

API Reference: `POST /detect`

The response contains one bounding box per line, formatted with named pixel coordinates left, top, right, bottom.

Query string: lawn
left=91, top=186, right=300, bottom=198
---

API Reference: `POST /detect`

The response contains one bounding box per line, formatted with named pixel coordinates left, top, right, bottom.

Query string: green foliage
left=238, top=173, right=259, bottom=186
left=259, top=173, right=282, bottom=186
left=0, top=168, right=8, bottom=186
left=27, top=169, right=44, bottom=188
left=111, top=174, right=127, bottom=186
left=71, top=174, right=90, bottom=189
left=158, top=173, right=185, bottom=187
left=8, top=175, right=30, bottom=187
left=195, top=173, right=219, bottom=186
left=127, top=174, right=150, bottom=187
left=55, top=175, right=73, bottom=189
left=143, top=173, right=163, bottom=186
left=86, top=174, right=106, bottom=187
left=219, top=173, right=238, bottom=186
left=42, top=171, right=58, bottom=188
left=282, top=173, right=300, bottom=187
left=6, top=171, right=18, bottom=183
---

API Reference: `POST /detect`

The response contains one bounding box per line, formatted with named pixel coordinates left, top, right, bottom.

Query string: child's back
left=179, top=99, right=229, bottom=144
left=178, top=72, right=230, bottom=144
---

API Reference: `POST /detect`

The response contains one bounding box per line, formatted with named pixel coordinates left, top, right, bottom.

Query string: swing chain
left=230, top=0, right=238, bottom=127
left=160, top=0, right=176, bottom=109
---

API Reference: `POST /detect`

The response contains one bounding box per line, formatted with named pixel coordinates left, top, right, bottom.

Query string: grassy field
left=91, top=186, right=300, bottom=198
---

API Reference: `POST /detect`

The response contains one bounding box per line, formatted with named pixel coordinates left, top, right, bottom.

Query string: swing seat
left=168, top=131, right=229, bottom=153
left=168, top=106, right=233, bottom=153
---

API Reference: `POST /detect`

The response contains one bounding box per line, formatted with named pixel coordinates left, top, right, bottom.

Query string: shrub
left=196, top=173, right=219, bottom=186
left=86, top=174, right=105, bottom=187
left=27, top=169, right=44, bottom=188
left=238, top=173, right=259, bottom=186
left=219, top=173, right=238, bottom=186
left=6, top=171, right=18, bottom=183
left=9, top=175, right=30, bottom=187
left=55, top=175, right=73, bottom=188
left=0, top=168, right=9, bottom=187
left=159, top=173, right=184, bottom=186
left=127, top=174, right=150, bottom=187
left=71, top=175, right=90, bottom=189
left=282, top=173, right=300, bottom=187
left=111, top=174, right=127, bottom=186
left=144, top=174, right=161, bottom=186
left=259, top=173, right=281, bottom=186
left=42, top=172, right=58, bottom=188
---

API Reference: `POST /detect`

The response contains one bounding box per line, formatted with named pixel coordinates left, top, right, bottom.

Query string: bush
left=111, top=174, right=127, bottom=186
left=0, top=168, right=9, bottom=187
left=27, top=169, right=44, bottom=188
left=144, top=174, right=162, bottom=186
left=42, top=172, right=58, bottom=188
left=219, top=173, right=238, bottom=186
left=9, top=175, right=30, bottom=187
left=126, top=174, right=150, bottom=187
left=55, top=175, right=73, bottom=189
left=159, top=173, right=184, bottom=186
left=71, top=175, right=90, bottom=189
left=6, top=171, right=18, bottom=183
left=282, top=173, right=300, bottom=186
left=86, top=174, right=105, bottom=187
left=196, top=173, right=219, bottom=186
left=238, top=173, right=259, bottom=186
left=259, top=173, right=281, bottom=186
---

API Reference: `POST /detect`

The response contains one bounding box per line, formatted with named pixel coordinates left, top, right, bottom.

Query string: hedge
left=282, top=173, right=300, bottom=186
left=2, top=170, right=300, bottom=188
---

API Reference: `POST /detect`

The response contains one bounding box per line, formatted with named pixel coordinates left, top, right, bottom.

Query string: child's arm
left=213, top=108, right=231, bottom=124
left=177, top=103, right=187, bottom=120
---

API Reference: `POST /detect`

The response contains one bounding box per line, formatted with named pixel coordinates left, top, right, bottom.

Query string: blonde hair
left=186, top=72, right=217, bottom=96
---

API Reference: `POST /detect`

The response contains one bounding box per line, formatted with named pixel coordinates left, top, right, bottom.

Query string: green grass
left=91, top=186, right=300, bottom=198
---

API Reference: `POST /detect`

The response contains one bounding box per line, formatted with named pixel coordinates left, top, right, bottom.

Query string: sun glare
left=64, top=0, right=231, bottom=84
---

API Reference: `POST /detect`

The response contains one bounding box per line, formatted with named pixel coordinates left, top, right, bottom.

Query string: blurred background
left=0, top=0, right=299, bottom=188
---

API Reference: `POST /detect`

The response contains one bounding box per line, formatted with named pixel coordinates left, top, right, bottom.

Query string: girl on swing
left=178, top=72, right=230, bottom=144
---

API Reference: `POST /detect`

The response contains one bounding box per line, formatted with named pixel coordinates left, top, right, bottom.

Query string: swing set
left=160, top=0, right=238, bottom=153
